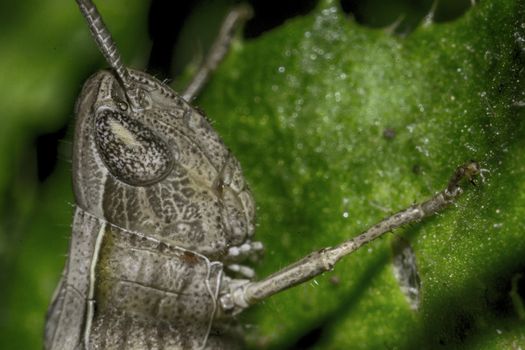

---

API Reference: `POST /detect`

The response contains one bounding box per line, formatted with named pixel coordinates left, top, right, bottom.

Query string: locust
left=45, top=1, right=482, bottom=349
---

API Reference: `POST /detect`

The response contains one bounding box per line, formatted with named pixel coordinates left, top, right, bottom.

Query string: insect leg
left=226, top=240, right=264, bottom=262
left=182, top=4, right=253, bottom=101
left=227, top=264, right=256, bottom=279
left=220, top=161, right=481, bottom=313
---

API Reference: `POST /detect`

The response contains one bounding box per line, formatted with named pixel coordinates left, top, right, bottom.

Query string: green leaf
left=196, top=0, right=525, bottom=348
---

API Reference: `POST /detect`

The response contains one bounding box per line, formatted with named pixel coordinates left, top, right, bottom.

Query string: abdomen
left=88, top=223, right=224, bottom=349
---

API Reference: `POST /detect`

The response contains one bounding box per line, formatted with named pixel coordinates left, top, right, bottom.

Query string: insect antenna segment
left=76, top=0, right=139, bottom=107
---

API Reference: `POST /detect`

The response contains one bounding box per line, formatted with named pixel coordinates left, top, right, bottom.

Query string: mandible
left=45, top=1, right=482, bottom=349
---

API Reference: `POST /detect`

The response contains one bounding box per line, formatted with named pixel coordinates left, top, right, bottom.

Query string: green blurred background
left=1, top=0, right=524, bottom=349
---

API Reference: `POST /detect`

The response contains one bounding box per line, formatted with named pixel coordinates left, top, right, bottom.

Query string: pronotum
left=45, top=1, right=482, bottom=349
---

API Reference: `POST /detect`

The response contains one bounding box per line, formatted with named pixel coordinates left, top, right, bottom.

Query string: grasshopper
left=45, top=1, right=481, bottom=349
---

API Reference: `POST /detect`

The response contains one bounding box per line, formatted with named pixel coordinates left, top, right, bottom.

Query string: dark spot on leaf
left=383, top=127, right=396, bottom=140
left=412, top=164, right=421, bottom=175
left=329, top=275, right=340, bottom=286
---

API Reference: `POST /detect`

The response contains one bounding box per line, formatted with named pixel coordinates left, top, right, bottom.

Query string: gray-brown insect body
left=45, top=67, right=255, bottom=349
left=74, top=69, right=255, bottom=255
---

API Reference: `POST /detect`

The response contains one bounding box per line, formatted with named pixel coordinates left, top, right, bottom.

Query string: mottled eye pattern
left=95, top=110, right=174, bottom=186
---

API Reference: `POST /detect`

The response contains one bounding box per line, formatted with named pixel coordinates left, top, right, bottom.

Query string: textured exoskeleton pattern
left=75, top=70, right=255, bottom=256
left=45, top=68, right=256, bottom=349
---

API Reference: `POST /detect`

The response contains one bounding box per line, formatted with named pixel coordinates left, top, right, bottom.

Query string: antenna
left=76, top=0, right=135, bottom=96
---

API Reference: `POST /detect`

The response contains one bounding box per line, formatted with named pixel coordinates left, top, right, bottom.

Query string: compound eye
left=95, top=110, right=174, bottom=186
